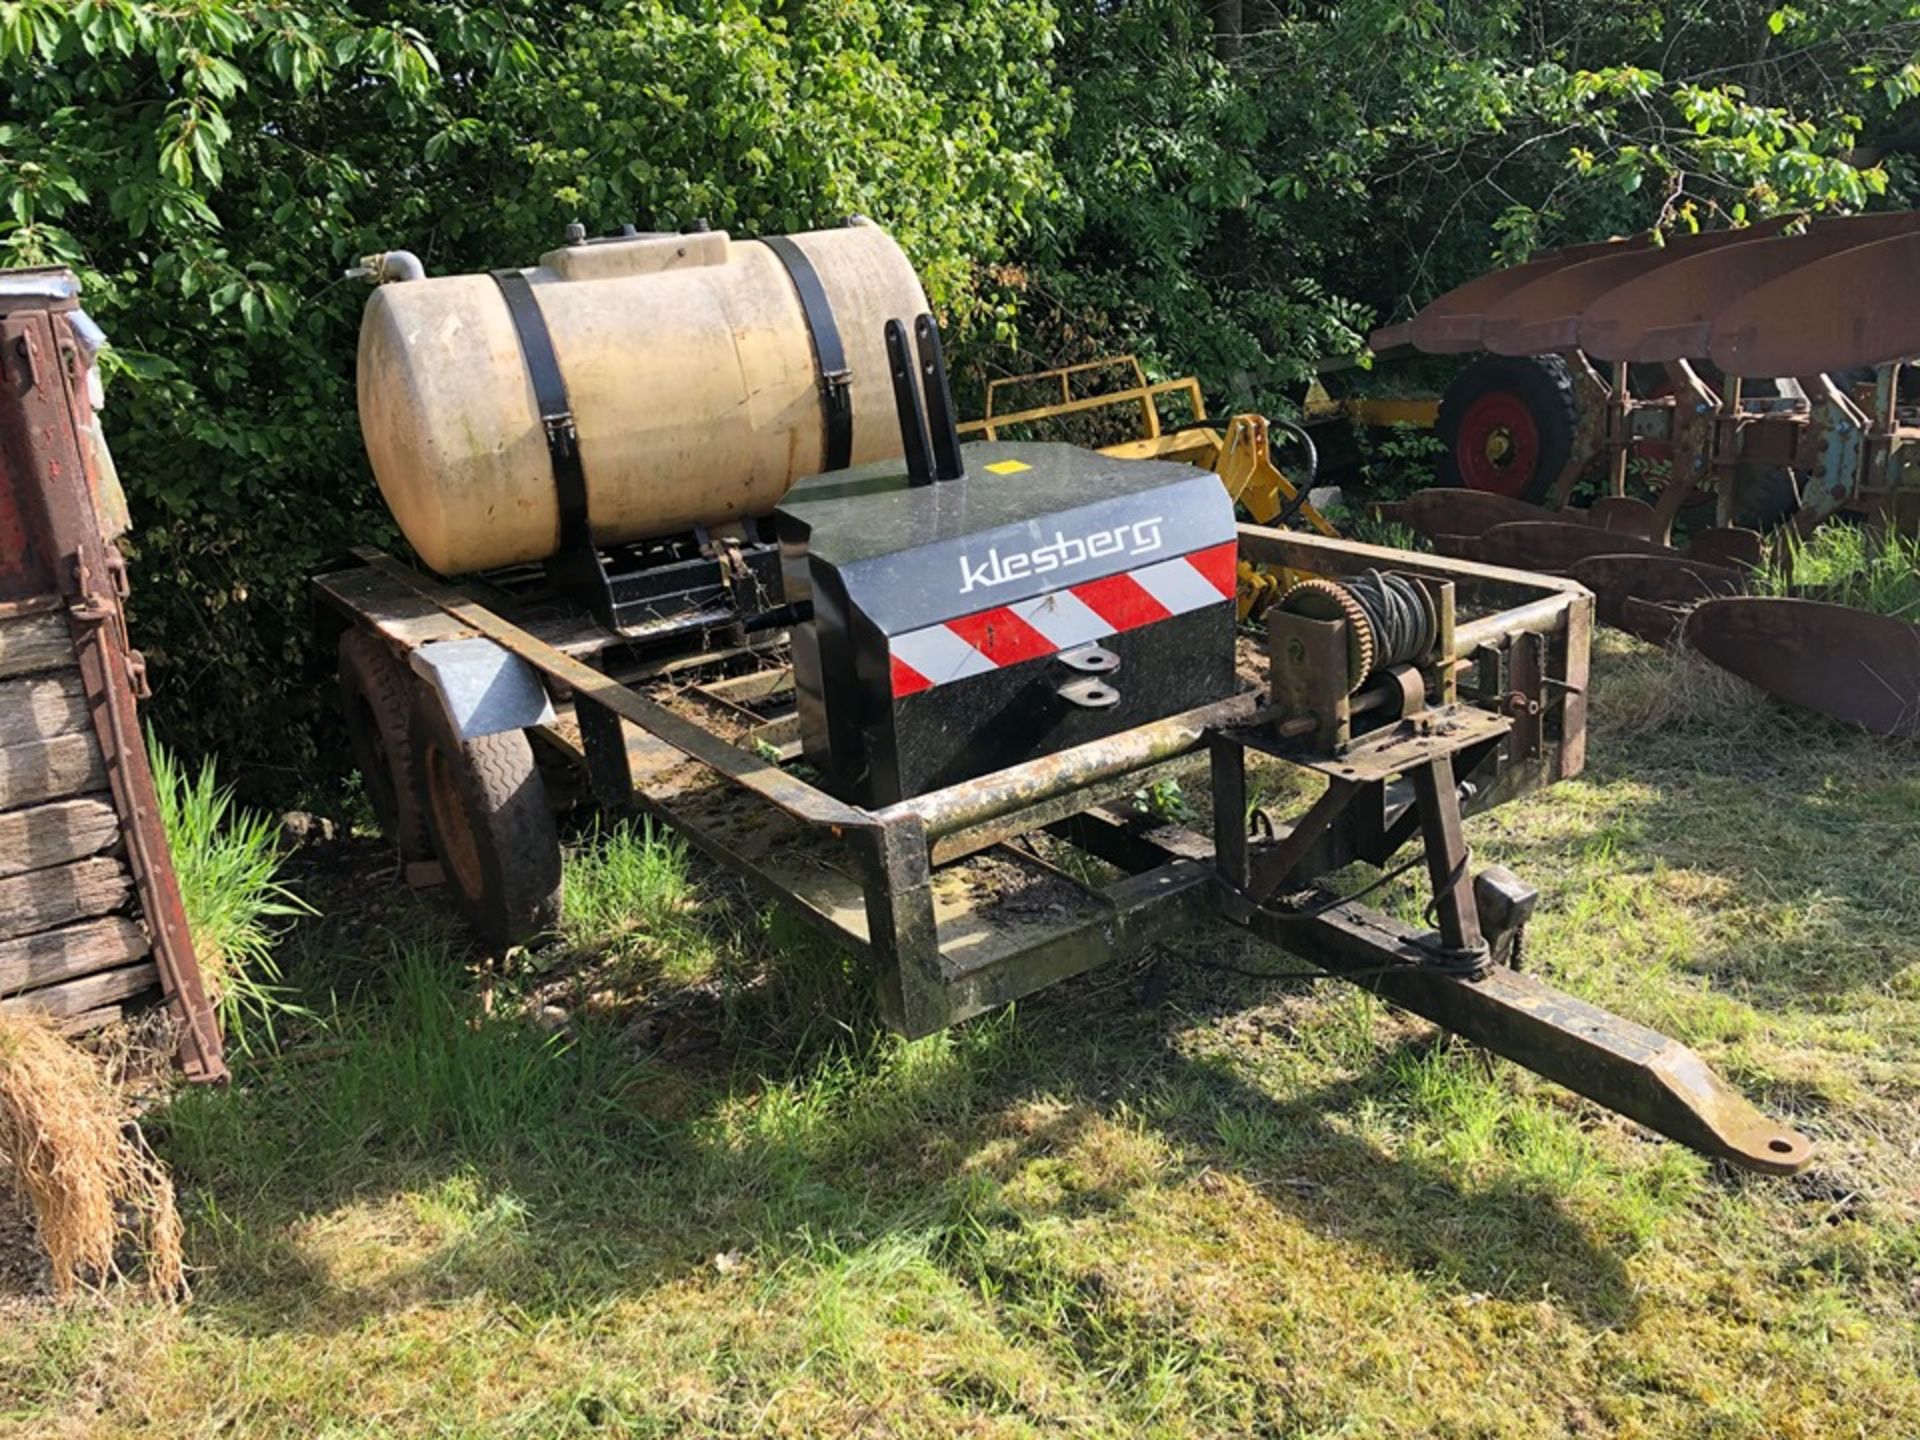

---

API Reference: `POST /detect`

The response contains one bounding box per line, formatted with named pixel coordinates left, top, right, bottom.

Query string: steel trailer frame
left=314, top=524, right=1811, bottom=1176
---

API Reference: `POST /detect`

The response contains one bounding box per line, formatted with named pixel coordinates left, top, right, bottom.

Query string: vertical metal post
left=885, top=319, right=934, bottom=486
left=1609, top=360, right=1631, bottom=497
left=1715, top=375, right=1743, bottom=527
left=856, top=814, right=941, bottom=1035
left=1555, top=589, right=1591, bottom=779
left=1865, top=362, right=1899, bottom=526
left=1408, top=754, right=1486, bottom=964
left=1210, top=734, right=1248, bottom=892
left=1508, top=630, right=1544, bottom=764
left=913, top=314, right=965, bottom=482
left=576, top=695, right=633, bottom=810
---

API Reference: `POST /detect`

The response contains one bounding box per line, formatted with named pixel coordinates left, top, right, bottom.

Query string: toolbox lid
left=778, top=440, right=1234, bottom=636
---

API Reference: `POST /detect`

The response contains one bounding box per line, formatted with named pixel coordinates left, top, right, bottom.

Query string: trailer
left=314, top=518, right=1809, bottom=1177
left=317, top=219, right=1815, bottom=1179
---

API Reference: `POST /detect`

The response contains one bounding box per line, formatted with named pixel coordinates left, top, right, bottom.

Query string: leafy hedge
left=0, top=0, right=1061, bottom=790
left=2, top=0, right=1913, bottom=792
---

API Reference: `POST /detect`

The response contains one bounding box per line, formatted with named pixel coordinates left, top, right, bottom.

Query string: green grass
left=560, top=819, right=695, bottom=955
left=149, top=731, right=311, bottom=1052
left=1758, top=522, right=1920, bottom=619
left=5, top=655, right=1916, bottom=1436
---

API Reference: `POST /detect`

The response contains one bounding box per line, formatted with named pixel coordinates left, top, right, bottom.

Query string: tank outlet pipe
left=349, top=250, right=427, bottom=285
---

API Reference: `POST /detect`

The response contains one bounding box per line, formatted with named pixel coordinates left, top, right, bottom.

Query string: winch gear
left=1279, top=577, right=1377, bottom=690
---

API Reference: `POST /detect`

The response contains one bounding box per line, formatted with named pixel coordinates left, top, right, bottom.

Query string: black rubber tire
left=1436, top=353, right=1579, bottom=503
left=408, top=688, right=562, bottom=952
left=338, top=630, right=433, bottom=860
left=1729, top=463, right=1799, bottom=531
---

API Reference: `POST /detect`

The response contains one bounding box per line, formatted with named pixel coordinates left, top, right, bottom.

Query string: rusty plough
left=1371, top=211, right=1920, bottom=738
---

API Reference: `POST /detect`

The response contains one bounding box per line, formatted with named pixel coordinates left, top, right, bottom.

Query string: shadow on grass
left=1495, top=643, right=1920, bottom=1008
left=149, top=872, right=1639, bottom=1350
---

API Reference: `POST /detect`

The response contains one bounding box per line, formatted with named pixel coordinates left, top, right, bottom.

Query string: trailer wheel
left=339, top=630, right=432, bottom=860
left=1438, top=354, right=1578, bottom=502
left=409, top=689, right=562, bottom=952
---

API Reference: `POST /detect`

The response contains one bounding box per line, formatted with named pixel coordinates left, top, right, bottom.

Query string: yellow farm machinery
left=957, top=356, right=1338, bottom=618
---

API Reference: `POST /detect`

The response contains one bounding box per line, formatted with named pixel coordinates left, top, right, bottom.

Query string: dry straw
left=0, top=1011, right=185, bottom=1300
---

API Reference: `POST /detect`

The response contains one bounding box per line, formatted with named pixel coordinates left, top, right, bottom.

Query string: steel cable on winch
left=1341, top=568, right=1436, bottom=676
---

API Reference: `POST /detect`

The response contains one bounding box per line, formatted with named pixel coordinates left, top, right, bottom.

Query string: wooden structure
left=0, top=269, right=224, bottom=1080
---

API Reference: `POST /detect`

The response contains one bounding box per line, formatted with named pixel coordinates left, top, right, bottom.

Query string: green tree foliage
left=1030, top=0, right=1915, bottom=411
left=0, top=0, right=1061, bottom=787
left=1, top=1, right=547, bottom=784
left=2, top=0, right=1914, bottom=786
left=517, top=2, right=1062, bottom=340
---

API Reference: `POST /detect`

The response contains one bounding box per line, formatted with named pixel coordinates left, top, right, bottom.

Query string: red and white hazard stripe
left=889, top=541, right=1237, bottom=698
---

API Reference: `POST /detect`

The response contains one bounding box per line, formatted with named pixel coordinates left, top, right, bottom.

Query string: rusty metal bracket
left=1237, top=898, right=1811, bottom=1174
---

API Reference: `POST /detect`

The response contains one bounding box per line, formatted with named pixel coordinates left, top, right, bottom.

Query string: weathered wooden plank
left=0, top=856, right=131, bottom=942
left=0, top=730, right=106, bottom=811
left=1, top=961, right=157, bottom=1021
left=0, top=794, right=120, bottom=879
left=0, top=612, right=74, bottom=681
left=0, top=596, right=66, bottom=621
left=58, top=1002, right=127, bottom=1036
left=0, top=670, right=89, bottom=748
left=0, top=915, right=148, bottom=995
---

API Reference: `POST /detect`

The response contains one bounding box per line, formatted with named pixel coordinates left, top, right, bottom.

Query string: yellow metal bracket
left=962, top=358, right=1340, bottom=620
left=1211, top=414, right=1338, bottom=619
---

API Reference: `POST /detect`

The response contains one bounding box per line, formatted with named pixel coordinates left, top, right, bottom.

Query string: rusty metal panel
left=1584, top=495, right=1659, bottom=541
left=1566, top=554, right=1748, bottom=643
left=0, top=288, right=226, bottom=1081
left=1477, top=219, right=1794, bottom=357
left=0, top=450, right=53, bottom=601
left=1733, top=414, right=1805, bottom=468
left=1380, top=487, right=1559, bottom=541
left=1467, top=519, right=1674, bottom=572
left=1579, top=211, right=1920, bottom=361
left=1710, top=231, right=1920, bottom=376
left=1686, top=596, right=1920, bottom=737
left=1682, top=527, right=1766, bottom=571
left=1507, top=629, right=1545, bottom=761
left=1386, top=234, right=1653, bottom=354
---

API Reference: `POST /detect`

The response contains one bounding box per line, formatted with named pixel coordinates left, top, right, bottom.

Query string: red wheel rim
left=1456, top=390, right=1542, bottom=497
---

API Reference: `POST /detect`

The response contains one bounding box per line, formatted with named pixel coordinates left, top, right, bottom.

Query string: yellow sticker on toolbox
left=983, top=459, right=1031, bottom=474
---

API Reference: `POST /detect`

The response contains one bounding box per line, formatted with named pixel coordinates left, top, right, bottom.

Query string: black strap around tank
left=758, top=235, right=853, bottom=471
left=490, top=268, right=591, bottom=555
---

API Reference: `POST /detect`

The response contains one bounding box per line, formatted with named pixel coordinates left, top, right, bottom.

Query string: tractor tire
left=409, top=688, right=562, bottom=953
left=339, top=630, right=432, bottom=861
left=1728, top=463, right=1799, bottom=531
left=1437, top=353, right=1579, bottom=503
